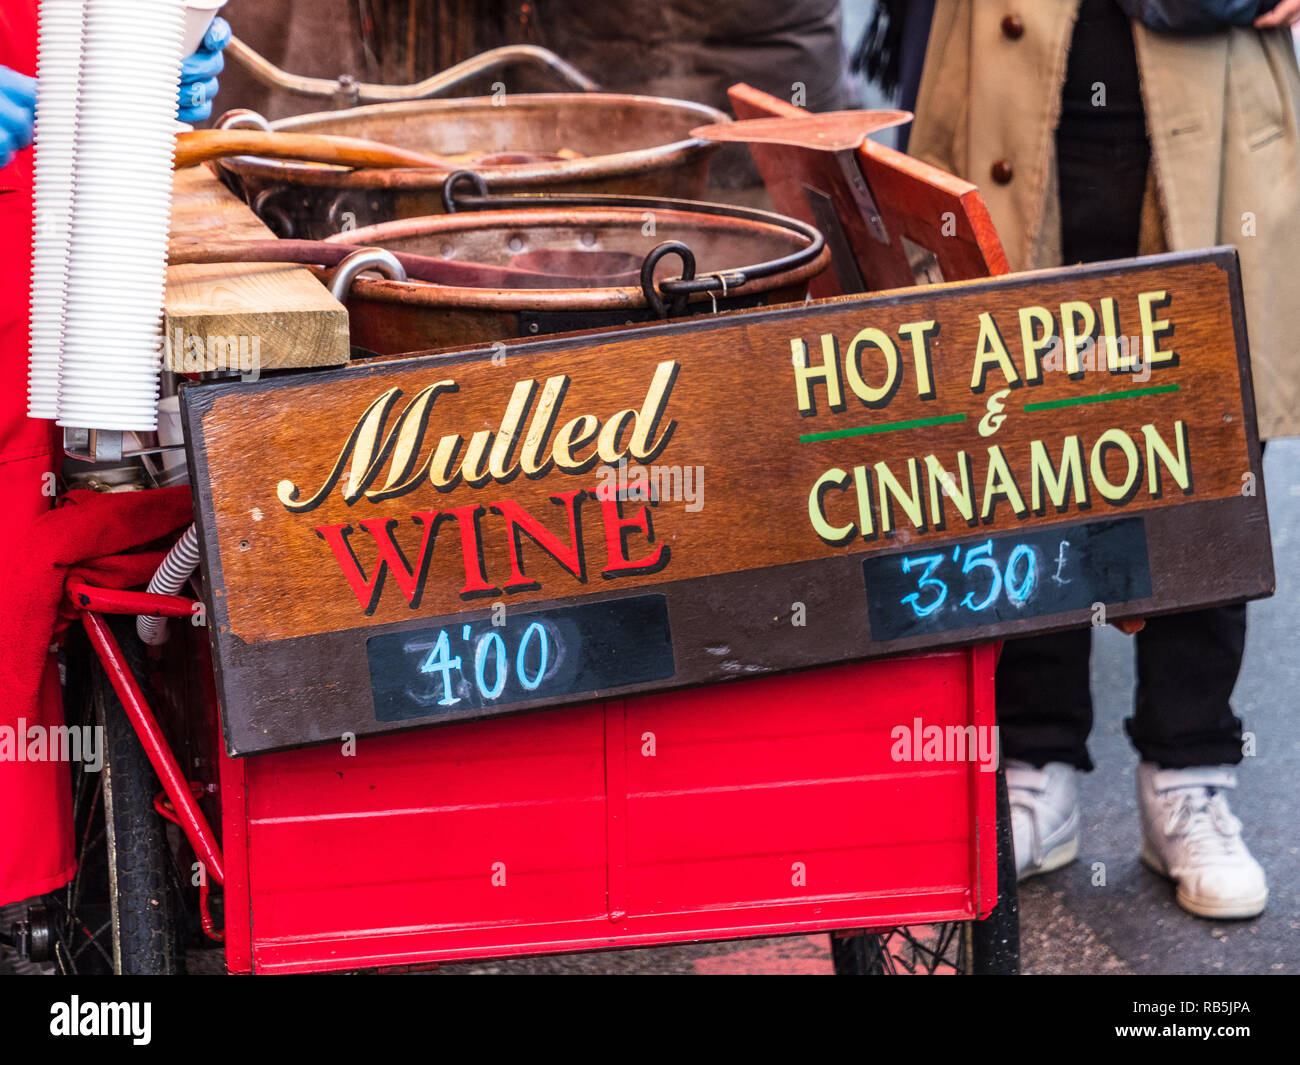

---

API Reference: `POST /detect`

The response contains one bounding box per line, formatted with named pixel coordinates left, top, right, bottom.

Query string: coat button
left=1001, top=15, right=1024, bottom=39
left=991, top=159, right=1014, bottom=184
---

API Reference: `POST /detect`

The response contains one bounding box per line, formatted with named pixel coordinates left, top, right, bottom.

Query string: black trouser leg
left=1127, top=607, right=1247, bottom=767
left=997, top=630, right=1096, bottom=771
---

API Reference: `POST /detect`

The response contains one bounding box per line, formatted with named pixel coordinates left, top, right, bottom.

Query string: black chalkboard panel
left=368, top=595, right=676, bottom=722
left=863, top=518, right=1153, bottom=642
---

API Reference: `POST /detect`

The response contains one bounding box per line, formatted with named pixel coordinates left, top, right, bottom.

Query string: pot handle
left=640, top=242, right=696, bottom=319
left=214, top=108, right=272, bottom=132
left=330, top=249, right=408, bottom=302
left=225, top=38, right=599, bottom=104
left=441, top=170, right=491, bottom=214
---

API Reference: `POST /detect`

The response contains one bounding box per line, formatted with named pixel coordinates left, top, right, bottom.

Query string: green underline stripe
left=1024, top=384, right=1181, bottom=412
left=800, top=413, right=967, bottom=443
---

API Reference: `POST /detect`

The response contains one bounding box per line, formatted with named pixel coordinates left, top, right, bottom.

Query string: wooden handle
left=173, top=129, right=452, bottom=171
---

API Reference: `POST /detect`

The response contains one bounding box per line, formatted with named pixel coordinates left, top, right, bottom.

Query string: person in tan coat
left=909, top=0, right=1300, bottom=919
left=912, top=0, right=1300, bottom=435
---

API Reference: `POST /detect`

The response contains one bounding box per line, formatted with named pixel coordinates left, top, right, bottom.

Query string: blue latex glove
left=0, top=65, right=36, bottom=170
left=177, top=16, right=231, bottom=124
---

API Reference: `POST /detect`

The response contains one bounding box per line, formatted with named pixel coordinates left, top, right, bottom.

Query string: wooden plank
left=182, top=249, right=1273, bottom=755
left=165, top=165, right=350, bottom=373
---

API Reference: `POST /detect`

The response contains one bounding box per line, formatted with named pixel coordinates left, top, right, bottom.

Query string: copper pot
left=218, top=93, right=728, bottom=240
left=321, top=195, right=830, bottom=354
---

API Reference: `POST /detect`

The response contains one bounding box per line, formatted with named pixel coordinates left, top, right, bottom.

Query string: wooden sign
left=182, top=248, right=1273, bottom=755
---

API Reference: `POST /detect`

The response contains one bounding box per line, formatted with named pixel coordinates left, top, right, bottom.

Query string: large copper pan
left=320, top=193, right=829, bottom=354
left=217, top=94, right=728, bottom=240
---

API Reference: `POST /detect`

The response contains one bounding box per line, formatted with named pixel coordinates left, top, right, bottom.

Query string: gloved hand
left=0, top=66, right=37, bottom=170
left=177, top=16, right=231, bottom=124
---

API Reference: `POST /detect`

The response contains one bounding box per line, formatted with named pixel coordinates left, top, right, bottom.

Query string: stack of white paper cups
left=57, top=0, right=187, bottom=432
left=27, top=0, right=86, bottom=420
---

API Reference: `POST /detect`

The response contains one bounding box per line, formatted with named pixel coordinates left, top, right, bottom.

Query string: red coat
left=0, top=0, right=75, bottom=904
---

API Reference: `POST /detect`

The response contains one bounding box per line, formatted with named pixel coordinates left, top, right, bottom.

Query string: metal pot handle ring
left=640, top=241, right=696, bottom=319
left=330, top=248, right=408, bottom=301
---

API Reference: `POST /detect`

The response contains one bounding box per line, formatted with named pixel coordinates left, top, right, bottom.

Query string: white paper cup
left=182, top=0, right=227, bottom=56
left=60, top=392, right=165, bottom=406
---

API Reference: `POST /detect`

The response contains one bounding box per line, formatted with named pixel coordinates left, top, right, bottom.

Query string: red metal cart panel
left=217, top=647, right=998, bottom=974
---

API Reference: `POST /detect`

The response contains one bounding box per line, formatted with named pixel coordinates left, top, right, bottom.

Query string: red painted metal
left=198, top=878, right=224, bottom=942
left=81, top=611, right=225, bottom=886
left=153, top=784, right=227, bottom=943
left=153, top=782, right=208, bottom=823
left=218, top=648, right=997, bottom=974
left=216, top=740, right=254, bottom=973
left=66, top=580, right=196, bottom=619
left=970, top=645, right=999, bottom=918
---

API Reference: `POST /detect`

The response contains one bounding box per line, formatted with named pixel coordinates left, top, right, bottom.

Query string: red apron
left=0, top=0, right=76, bottom=904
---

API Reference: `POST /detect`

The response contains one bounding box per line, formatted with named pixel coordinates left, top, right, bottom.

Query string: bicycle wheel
left=830, top=765, right=1020, bottom=975
left=48, top=619, right=185, bottom=975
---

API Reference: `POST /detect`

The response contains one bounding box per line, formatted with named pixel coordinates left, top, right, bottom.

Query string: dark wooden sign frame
left=183, top=248, right=1273, bottom=755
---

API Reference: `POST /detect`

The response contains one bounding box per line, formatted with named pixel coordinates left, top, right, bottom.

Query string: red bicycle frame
left=68, top=581, right=225, bottom=896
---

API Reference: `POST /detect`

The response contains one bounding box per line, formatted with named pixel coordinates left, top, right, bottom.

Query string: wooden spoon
left=173, top=128, right=455, bottom=171
left=690, top=110, right=912, bottom=152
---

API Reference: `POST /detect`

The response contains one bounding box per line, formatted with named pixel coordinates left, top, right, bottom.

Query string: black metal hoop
left=640, top=241, right=697, bottom=318
left=438, top=174, right=826, bottom=305
left=441, top=170, right=491, bottom=214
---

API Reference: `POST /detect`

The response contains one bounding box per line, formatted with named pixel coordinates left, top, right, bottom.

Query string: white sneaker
left=1136, top=763, right=1268, bottom=919
left=1006, top=759, right=1080, bottom=881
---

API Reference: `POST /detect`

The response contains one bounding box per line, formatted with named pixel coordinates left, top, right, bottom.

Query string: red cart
left=15, top=85, right=1022, bottom=977
left=52, top=606, right=1014, bottom=975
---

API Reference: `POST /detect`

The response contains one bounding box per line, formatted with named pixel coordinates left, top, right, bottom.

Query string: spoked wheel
left=831, top=765, right=1020, bottom=975
left=831, top=921, right=975, bottom=975
left=48, top=619, right=185, bottom=975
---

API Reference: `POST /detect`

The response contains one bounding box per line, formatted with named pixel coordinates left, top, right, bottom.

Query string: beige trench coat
left=910, top=0, right=1300, bottom=439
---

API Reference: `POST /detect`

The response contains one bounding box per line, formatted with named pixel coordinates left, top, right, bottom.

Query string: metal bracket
left=803, top=184, right=867, bottom=294
left=834, top=150, right=891, bottom=246
left=333, top=74, right=361, bottom=111
left=63, top=426, right=183, bottom=464
left=63, top=427, right=123, bottom=463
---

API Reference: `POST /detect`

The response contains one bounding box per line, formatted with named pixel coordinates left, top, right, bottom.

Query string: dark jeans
left=997, top=132, right=1248, bottom=772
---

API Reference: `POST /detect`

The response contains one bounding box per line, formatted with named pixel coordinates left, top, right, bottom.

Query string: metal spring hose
left=136, top=524, right=200, bottom=646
